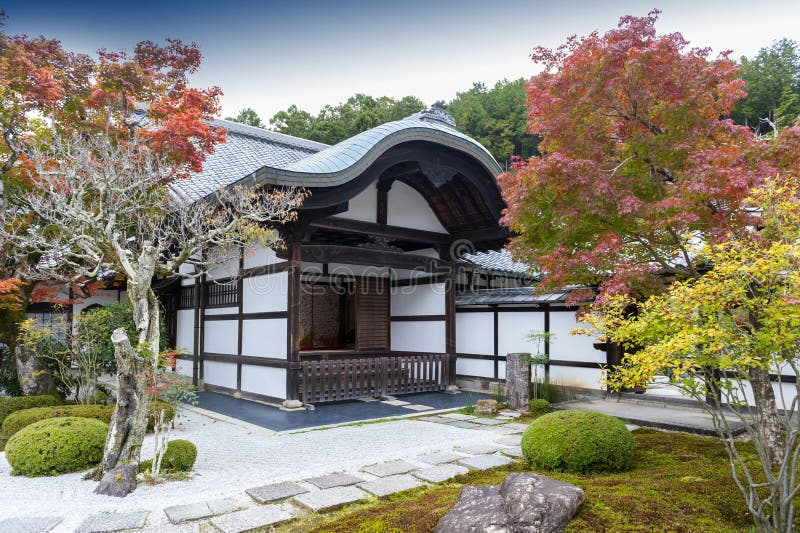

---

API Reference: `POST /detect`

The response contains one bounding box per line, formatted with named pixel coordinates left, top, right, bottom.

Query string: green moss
left=0, top=395, right=62, bottom=427
left=528, top=398, right=552, bottom=415
left=162, top=439, right=197, bottom=472
left=5, top=417, right=107, bottom=476
left=274, top=430, right=766, bottom=533
left=2, top=404, right=114, bottom=443
left=521, top=410, right=633, bottom=474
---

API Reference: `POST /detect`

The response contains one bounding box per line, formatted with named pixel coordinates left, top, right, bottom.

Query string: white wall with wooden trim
left=387, top=181, right=447, bottom=233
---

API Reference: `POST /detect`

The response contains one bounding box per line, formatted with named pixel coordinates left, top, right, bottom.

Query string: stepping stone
left=413, top=464, right=469, bottom=483
left=498, top=410, right=521, bottom=418
left=471, top=418, right=507, bottom=426
left=165, top=498, right=241, bottom=524
left=403, top=404, right=434, bottom=411
left=209, top=504, right=296, bottom=533
left=76, top=511, right=149, bottom=533
left=479, top=425, right=522, bottom=435
left=358, top=474, right=424, bottom=497
left=626, top=424, right=641, bottom=431
left=503, top=423, right=528, bottom=433
left=361, top=459, right=417, bottom=477
left=440, top=413, right=476, bottom=421
left=382, top=399, right=410, bottom=406
left=306, top=473, right=364, bottom=489
left=457, top=443, right=500, bottom=455
left=293, top=486, right=368, bottom=512
left=416, top=415, right=450, bottom=424
left=459, top=454, right=514, bottom=470
left=0, top=516, right=62, bottom=533
left=501, top=446, right=525, bottom=458
left=246, top=481, right=308, bottom=503
left=416, top=450, right=463, bottom=465
left=447, top=421, right=482, bottom=429
left=495, top=435, right=522, bottom=446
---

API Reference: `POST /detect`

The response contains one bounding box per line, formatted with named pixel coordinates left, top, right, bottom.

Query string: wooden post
left=236, top=246, right=244, bottom=394
left=192, top=276, right=201, bottom=386
left=444, top=268, right=457, bottom=390
left=284, top=242, right=302, bottom=406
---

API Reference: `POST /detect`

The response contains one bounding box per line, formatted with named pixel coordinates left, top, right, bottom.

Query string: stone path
left=3, top=411, right=530, bottom=533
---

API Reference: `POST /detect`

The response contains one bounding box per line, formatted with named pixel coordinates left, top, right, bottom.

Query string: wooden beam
left=297, top=244, right=451, bottom=273
left=309, top=217, right=449, bottom=245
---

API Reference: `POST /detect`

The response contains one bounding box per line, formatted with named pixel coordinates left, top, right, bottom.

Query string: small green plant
left=5, top=416, right=108, bottom=476
left=521, top=410, right=633, bottom=474
left=161, top=439, right=197, bottom=472
left=528, top=398, right=551, bottom=415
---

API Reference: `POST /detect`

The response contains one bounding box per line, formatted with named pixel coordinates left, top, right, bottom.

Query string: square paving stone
left=459, top=454, right=514, bottom=470
left=446, top=421, right=482, bottom=429
left=503, top=423, right=529, bottom=433
left=440, top=413, right=476, bottom=421
left=478, top=425, right=520, bottom=435
left=457, top=443, right=500, bottom=455
left=402, top=404, right=434, bottom=411
left=306, top=473, right=364, bottom=489
left=498, top=410, right=521, bottom=418
left=416, top=450, right=463, bottom=465
left=495, top=435, right=522, bottom=446
left=361, top=459, right=417, bottom=477
left=412, top=464, right=469, bottom=483
left=416, top=415, right=450, bottom=423
left=293, top=486, right=368, bottom=512
left=246, top=481, right=308, bottom=503
left=0, top=516, right=62, bottom=533
left=382, top=399, right=410, bottom=406
left=76, top=511, right=149, bottom=533
left=209, top=504, right=296, bottom=533
left=471, top=418, right=507, bottom=426
left=358, top=474, right=424, bottom=497
left=164, top=498, right=241, bottom=524
left=501, top=446, right=525, bottom=458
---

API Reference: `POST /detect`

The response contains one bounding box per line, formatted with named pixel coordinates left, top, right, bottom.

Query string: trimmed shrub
left=148, top=400, right=175, bottom=430
left=2, top=404, right=114, bottom=442
left=528, top=398, right=552, bottom=415
left=162, top=439, right=197, bottom=472
left=0, top=395, right=61, bottom=427
left=521, top=410, right=633, bottom=474
left=5, top=417, right=108, bottom=476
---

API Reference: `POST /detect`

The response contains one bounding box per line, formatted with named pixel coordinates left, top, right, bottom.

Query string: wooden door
left=355, top=277, right=390, bottom=351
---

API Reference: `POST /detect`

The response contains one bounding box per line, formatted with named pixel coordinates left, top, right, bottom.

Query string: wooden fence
left=297, top=353, right=450, bottom=404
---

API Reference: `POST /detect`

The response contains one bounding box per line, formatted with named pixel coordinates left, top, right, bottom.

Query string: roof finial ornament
left=415, top=101, right=456, bottom=129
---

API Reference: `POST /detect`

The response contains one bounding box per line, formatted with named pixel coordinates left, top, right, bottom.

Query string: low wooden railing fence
left=297, top=353, right=450, bottom=404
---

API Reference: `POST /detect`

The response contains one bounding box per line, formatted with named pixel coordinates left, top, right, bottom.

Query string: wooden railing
left=297, top=353, right=450, bottom=404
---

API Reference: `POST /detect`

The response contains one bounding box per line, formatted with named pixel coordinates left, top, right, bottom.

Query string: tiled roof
left=170, top=109, right=502, bottom=201
left=461, top=250, right=532, bottom=276
left=456, top=286, right=576, bottom=306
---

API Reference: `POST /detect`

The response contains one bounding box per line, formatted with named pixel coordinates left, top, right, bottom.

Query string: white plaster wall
left=497, top=312, right=545, bottom=356
left=457, top=358, right=493, bottom=378
left=393, top=269, right=434, bottom=282
left=176, top=310, right=194, bottom=353
left=73, top=290, right=121, bottom=317
left=241, top=319, right=287, bottom=358
left=391, top=283, right=445, bottom=316
left=206, top=247, right=240, bottom=280
left=240, top=365, right=287, bottom=400
left=549, top=365, right=604, bottom=390
left=387, top=181, right=447, bottom=233
left=243, top=246, right=284, bottom=270
left=549, top=311, right=603, bottom=363
left=202, top=361, right=237, bottom=389
left=204, top=306, right=238, bottom=316
left=243, top=272, right=288, bottom=313
left=175, top=358, right=193, bottom=378
left=332, top=183, right=377, bottom=223
left=456, top=312, right=494, bottom=355
left=203, top=320, right=238, bottom=355
left=179, top=264, right=196, bottom=285
left=391, top=321, right=446, bottom=352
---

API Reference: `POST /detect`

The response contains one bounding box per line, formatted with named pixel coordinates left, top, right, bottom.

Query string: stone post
left=506, top=352, right=531, bottom=410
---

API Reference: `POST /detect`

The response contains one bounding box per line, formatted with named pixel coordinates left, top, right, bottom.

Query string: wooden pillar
left=236, top=247, right=244, bottom=394
left=445, top=268, right=457, bottom=388
left=198, top=273, right=207, bottom=383
left=285, top=242, right=302, bottom=403
left=492, top=304, right=499, bottom=380
left=544, top=304, right=551, bottom=383
left=192, top=276, right=201, bottom=386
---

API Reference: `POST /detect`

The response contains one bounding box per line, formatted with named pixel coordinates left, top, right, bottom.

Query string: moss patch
left=274, top=430, right=770, bottom=533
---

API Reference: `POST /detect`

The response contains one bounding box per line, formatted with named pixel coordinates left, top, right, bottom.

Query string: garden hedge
left=140, top=439, right=197, bottom=474
left=2, top=404, right=114, bottom=441
left=0, top=394, right=62, bottom=427
left=5, top=417, right=108, bottom=476
left=521, top=410, right=633, bottom=474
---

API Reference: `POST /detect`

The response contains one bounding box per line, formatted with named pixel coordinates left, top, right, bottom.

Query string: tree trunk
left=14, top=343, right=56, bottom=396
left=749, top=366, right=785, bottom=470
left=96, top=328, right=151, bottom=493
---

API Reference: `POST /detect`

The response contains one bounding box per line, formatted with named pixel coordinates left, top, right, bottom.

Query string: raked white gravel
left=0, top=408, right=501, bottom=532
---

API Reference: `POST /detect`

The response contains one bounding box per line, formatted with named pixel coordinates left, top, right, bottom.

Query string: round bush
left=5, top=417, right=108, bottom=476
left=162, top=439, right=197, bottom=472
left=2, top=404, right=114, bottom=440
left=0, top=395, right=62, bottom=427
left=521, top=410, right=633, bottom=474
left=148, top=400, right=175, bottom=430
left=528, top=399, right=552, bottom=415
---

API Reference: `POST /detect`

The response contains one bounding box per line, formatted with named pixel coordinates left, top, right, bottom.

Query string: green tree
left=225, top=107, right=265, bottom=128
left=733, top=38, right=800, bottom=135
left=448, top=79, right=538, bottom=165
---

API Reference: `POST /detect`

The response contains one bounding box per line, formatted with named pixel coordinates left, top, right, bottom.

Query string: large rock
left=505, top=353, right=531, bottom=410
left=435, top=473, right=585, bottom=533
left=475, top=399, right=498, bottom=415
left=94, top=464, right=137, bottom=497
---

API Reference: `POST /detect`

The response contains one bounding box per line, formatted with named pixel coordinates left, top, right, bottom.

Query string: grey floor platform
left=555, top=398, right=746, bottom=435
left=195, top=391, right=488, bottom=432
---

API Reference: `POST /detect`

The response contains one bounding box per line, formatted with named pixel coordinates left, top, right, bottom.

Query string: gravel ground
left=0, top=408, right=501, bottom=532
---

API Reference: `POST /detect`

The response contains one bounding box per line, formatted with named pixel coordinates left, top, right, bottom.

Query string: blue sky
left=6, top=1, right=800, bottom=122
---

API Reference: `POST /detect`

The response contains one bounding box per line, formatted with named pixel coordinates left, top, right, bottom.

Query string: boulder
left=435, top=473, right=585, bottom=533
left=475, top=399, right=498, bottom=416
left=95, top=464, right=138, bottom=497
left=505, top=353, right=531, bottom=410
